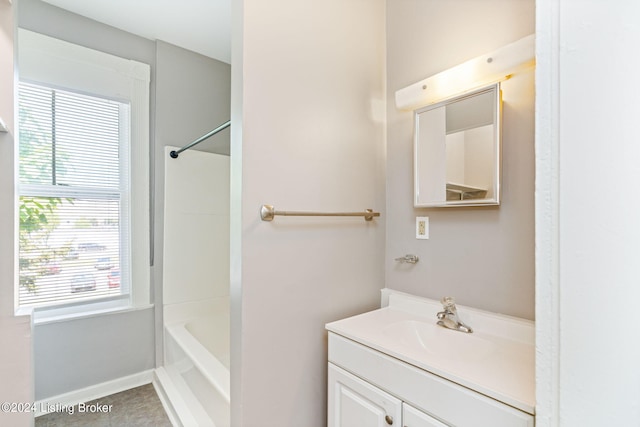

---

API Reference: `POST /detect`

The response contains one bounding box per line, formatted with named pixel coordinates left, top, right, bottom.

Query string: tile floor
left=34, top=384, right=172, bottom=427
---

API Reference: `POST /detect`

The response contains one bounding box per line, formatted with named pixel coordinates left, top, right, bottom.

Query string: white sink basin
left=382, top=319, right=494, bottom=361
left=325, top=290, right=535, bottom=415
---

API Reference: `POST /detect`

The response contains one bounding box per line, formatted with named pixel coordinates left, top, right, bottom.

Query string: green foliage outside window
left=17, top=102, right=72, bottom=292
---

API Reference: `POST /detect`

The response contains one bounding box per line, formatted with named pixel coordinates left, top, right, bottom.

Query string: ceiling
left=42, top=0, right=232, bottom=63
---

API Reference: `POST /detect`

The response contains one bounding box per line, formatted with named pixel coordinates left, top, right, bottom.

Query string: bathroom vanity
left=325, top=291, right=534, bottom=426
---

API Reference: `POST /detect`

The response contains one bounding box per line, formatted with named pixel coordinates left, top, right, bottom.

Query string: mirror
left=414, top=83, right=501, bottom=207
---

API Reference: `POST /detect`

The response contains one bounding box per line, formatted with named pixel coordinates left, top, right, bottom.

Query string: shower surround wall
left=161, top=148, right=230, bottom=425
left=385, top=0, right=536, bottom=320
left=162, top=150, right=230, bottom=312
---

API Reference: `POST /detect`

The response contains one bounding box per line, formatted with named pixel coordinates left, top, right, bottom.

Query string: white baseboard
left=34, top=369, right=154, bottom=417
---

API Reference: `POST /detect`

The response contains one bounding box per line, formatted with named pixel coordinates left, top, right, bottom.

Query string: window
left=17, top=29, right=150, bottom=314
left=18, top=83, right=130, bottom=307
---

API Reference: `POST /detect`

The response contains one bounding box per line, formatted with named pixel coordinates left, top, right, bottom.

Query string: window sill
left=17, top=298, right=154, bottom=326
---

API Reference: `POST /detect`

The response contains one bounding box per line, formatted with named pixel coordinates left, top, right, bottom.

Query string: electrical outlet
left=416, top=217, right=429, bottom=239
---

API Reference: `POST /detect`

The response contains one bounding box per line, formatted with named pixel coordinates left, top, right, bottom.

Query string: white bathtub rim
left=166, top=321, right=230, bottom=403
left=154, top=367, right=216, bottom=427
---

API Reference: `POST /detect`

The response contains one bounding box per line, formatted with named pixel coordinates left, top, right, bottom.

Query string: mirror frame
left=413, top=83, right=502, bottom=208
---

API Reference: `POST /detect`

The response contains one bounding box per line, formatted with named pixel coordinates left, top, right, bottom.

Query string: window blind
left=18, top=82, right=130, bottom=308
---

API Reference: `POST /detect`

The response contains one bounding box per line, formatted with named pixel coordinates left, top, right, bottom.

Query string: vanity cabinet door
left=403, top=403, right=448, bottom=427
left=328, top=363, right=402, bottom=427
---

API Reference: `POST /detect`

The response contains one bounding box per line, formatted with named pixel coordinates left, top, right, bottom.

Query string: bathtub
left=155, top=298, right=230, bottom=427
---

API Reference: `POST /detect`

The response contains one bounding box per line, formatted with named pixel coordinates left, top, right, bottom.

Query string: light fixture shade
left=395, top=34, right=535, bottom=111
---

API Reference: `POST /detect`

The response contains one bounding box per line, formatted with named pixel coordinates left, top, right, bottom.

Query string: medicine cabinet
left=414, top=83, right=502, bottom=207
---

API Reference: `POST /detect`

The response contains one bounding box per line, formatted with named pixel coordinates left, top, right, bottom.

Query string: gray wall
left=155, top=40, right=231, bottom=156
left=18, top=0, right=156, bottom=69
left=20, top=0, right=231, bottom=399
left=385, top=0, right=536, bottom=319
left=34, top=309, right=155, bottom=399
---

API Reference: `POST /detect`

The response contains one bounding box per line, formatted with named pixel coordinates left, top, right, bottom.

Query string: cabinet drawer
left=403, top=403, right=448, bottom=427
left=328, top=333, right=534, bottom=427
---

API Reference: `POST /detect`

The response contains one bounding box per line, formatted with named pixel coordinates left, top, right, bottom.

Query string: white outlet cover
left=416, top=216, right=429, bottom=239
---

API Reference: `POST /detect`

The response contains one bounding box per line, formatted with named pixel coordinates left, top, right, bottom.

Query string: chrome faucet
left=436, top=297, right=473, bottom=333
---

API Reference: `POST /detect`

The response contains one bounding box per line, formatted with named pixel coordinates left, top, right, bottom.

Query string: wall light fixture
left=395, top=34, right=535, bottom=111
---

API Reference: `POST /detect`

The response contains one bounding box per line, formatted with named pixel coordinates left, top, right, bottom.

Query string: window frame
left=16, top=29, right=151, bottom=318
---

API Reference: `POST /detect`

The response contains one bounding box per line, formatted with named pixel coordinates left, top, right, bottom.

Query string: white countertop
left=325, top=290, right=535, bottom=415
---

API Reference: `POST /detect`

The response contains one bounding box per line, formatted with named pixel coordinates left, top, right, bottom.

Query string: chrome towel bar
left=260, top=204, right=380, bottom=222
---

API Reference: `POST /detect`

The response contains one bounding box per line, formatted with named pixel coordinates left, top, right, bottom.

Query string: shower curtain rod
left=169, top=120, right=231, bottom=158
